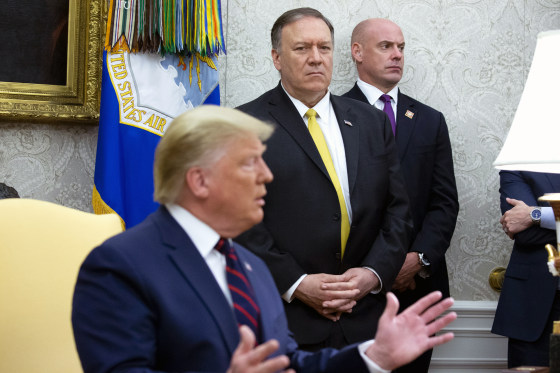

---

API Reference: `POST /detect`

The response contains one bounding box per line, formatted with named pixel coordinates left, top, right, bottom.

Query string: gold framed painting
left=0, top=0, right=104, bottom=123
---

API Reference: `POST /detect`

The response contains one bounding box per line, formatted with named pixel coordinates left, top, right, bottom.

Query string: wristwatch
left=417, top=252, right=431, bottom=279
left=530, top=207, right=542, bottom=225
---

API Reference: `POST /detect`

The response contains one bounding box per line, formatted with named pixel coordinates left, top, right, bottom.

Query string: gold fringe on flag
left=105, top=0, right=225, bottom=57
left=92, top=186, right=127, bottom=230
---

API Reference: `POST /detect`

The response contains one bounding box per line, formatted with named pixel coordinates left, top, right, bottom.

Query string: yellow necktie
left=305, top=108, right=350, bottom=258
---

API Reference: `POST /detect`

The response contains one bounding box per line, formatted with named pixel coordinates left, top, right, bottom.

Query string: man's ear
left=186, top=167, right=210, bottom=199
left=351, top=42, right=363, bottom=62
left=272, top=49, right=281, bottom=71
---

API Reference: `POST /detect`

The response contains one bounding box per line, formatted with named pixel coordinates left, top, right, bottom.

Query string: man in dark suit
left=71, top=105, right=456, bottom=373
left=342, top=18, right=459, bottom=372
left=492, top=170, right=560, bottom=368
left=236, top=8, right=413, bottom=351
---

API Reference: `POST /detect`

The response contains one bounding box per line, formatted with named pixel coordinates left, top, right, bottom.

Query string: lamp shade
left=493, top=30, right=560, bottom=173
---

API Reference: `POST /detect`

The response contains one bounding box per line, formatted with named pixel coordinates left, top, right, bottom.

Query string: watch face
left=531, top=208, right=542, bottom=220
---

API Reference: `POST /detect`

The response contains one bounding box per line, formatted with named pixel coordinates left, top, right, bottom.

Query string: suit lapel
left=267, top=84, right=330, bottom=180
left=331, top=95, right=360, bottom=195
left=346, top=83, right=369, bottom=102
left=396, top=91, right=418, bottom=160
left=155, top=207, right=239, bottom=354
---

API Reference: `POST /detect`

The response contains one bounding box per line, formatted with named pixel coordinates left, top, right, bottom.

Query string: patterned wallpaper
left=0, top=0, right=559, bottom=300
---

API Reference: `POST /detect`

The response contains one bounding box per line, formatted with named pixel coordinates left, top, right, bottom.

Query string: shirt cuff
left=358, top=340, right=391, bottom=373
left=362, top=266, right=382, bottom=294
left=282, top=274, right=307, bottom=302
left=541, top=207, right=557, bottom=230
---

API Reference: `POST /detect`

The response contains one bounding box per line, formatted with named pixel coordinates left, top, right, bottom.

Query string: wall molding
left=430, top=301, right=507, bottom=372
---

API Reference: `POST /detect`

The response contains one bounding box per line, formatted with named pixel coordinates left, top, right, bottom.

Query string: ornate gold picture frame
left=0, top=0, right=104, bottom=123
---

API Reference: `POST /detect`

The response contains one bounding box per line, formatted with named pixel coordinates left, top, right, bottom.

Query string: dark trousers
left=393, top=285, right=436, bottom=373
left=298, top=322, right=349, bottom=351
left=508, top=290, right=560, bottom=368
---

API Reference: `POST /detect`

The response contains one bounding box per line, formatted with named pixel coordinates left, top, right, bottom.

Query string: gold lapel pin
left=405, top=110, right=414, bottom=119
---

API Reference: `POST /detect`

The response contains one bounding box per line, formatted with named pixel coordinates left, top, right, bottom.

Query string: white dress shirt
left=357, top=79, right=399, bottom=125
left=166, top=203, right=233, bottom=306
left=541, top=207, right=556, bottom=230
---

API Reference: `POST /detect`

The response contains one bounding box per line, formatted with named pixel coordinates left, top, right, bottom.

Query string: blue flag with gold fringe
left=93, top=0, right=224, bottom=228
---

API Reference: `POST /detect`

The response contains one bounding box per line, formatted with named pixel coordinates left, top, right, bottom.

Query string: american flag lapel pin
left=344, top=120, right=353, bottom=126
left=405, top=110, right=414, bottom=119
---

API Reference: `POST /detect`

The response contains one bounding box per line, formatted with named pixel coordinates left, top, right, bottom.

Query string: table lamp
left=494, top=29, right=560, bottom=266
left=493, top=29, right=560, bottom=372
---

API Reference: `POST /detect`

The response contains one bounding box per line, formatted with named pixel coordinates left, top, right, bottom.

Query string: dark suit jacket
left=492, top=171, right=560, bottom=341
left=236, top=83, right=412, bottom=345
left=72, top=206, right=369, bottom=373
left=343, top=84, right=459, bottom=306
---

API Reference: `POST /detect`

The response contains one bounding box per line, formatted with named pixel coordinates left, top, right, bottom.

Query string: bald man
left=343, top=19, right=459, bottom=373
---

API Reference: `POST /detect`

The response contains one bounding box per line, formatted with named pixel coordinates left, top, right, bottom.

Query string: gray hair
left=271, top=7, right=334, bottom=50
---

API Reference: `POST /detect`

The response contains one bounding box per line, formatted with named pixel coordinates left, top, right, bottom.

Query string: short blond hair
left=154, top=105, right=274, bottom=204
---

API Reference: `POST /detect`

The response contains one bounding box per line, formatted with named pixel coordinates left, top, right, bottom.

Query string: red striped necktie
left=215, top=238, right=261, bottom=343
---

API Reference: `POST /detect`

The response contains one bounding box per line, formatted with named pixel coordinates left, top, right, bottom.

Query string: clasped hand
left=500, top=197, right=532, bottom=239
left=294, top=268, right=378, bottom=321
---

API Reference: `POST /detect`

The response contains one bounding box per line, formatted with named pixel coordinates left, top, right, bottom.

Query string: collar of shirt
left=165, top=203, right=232, bottom=304
left=356, top=78, right=399, bottom=112
left=281, top=83, right=331, bottom=123
left=166, top=203, right=220, bottom=257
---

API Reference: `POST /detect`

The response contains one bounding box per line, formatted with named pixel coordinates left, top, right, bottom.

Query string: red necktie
left=380, top=94, right=396, bottom=135
left=215, top=238, right=261, bottom=343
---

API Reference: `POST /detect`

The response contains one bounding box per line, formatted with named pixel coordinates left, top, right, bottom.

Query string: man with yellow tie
left=236, top=7, right=413, bottom=351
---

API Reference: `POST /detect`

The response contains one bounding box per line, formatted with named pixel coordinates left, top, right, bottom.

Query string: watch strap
left=417, top=252, right=431, bottom=279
